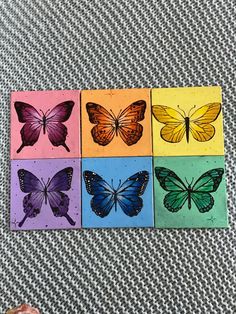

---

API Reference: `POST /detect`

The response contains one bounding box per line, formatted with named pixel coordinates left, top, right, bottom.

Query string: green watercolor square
left=153, top=156, right=228, bottom=228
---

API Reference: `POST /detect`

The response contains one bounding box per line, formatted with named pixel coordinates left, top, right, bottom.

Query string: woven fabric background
left=0, top=1, right=235, bottom=313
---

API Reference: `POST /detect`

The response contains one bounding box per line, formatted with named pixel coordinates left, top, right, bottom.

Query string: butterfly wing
left=192, top=168, right=224, bottom=192
left=163, top=191, right=189, bottom=212
left=190, top=168, right=224, bottom=212
left=47, top=167, right=73, bottom=192
left=155, top=167, right=187, bottom=191
left=116, top=171, right=149, bottom=217
left=83, top=171, right=115, bottom=217
left=189, top=103, right=221, bottom=141
left=18, top=169, right=44, bottom=193
left=86, top=103, right=116, bottom=146
left=14, top=102, right=43, bottom=153
left=117, top=100, right=146, bottom=146
left=155, top=167, right=189, bottom=212
left=190, top=193, right=214, bottom=213
left=46, top=101, right=75, bottom=122
left=45, top=101, right=74, bottom=152
left=17, top=169, right=44, bottom=227
left=47, top=167, right=75, bottom=225
left=152, top=105, right=186, bottom=143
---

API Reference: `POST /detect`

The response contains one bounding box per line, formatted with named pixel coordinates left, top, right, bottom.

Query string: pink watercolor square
left=10, top=90, right=80, bottom=160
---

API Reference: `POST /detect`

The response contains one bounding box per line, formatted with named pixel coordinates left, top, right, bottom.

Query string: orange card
left=81, top=88, right=152, bottom=157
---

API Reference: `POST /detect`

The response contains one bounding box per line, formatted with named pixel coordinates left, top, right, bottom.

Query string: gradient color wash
left=11, top=90, right=81, bottom=160
left=82, top=156, right=154, bottom=228
left=152, top=86, right=224, bottom=156
left=81, top=88, right=152, bottom=157
left=153, top=156, right=228, bottom=228
left=11, top=158, right=81, bottom=230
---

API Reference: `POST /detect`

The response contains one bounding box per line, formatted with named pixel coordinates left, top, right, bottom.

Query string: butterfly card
left=152, top=86, right=224, bottom=156
left=82, top=156, right=154, bottom=228
left=11, top=90, right=81, bottom=159
left=153, top=156, right=228, bottom=228
left=10, top=158, right=81, bottom=230
left=81, top=88, right=152, bottom=158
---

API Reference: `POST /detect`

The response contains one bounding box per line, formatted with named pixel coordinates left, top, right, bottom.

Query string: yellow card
left=152, top=86, right=224, bottom=156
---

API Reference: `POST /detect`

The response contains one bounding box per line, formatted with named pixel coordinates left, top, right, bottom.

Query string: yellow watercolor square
left=152, top=86, right=224, bottom=156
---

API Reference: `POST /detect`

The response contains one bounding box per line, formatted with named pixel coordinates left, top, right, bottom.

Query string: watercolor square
left=10, top=158, right=81, bottom=230
left=81, top=88, right=152, bottom=158
left=82, top=157, right=154, bottom=228
left=153, top=156, right=228, bottom=228
left=11, top=90, right=81, bottom=160
left=152, top=86, right=224, bottom=156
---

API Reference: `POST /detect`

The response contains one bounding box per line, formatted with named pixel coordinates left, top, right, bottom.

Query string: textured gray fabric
left=0, top=0, right=235, bottom=313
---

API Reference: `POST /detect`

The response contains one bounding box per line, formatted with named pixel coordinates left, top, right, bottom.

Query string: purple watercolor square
left=10, top=158, right=81, bottom=231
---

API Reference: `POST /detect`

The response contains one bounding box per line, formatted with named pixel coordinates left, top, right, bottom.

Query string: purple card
left=10, top=158, right=81, bottom=230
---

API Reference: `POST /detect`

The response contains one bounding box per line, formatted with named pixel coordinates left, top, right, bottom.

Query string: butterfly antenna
left=190, top=177, right=194, bottom=186
left=117, top=109, right=122, bottom=120
left=39, top=109, right=45, bottom=116
left=41, top=178, right=46, bottom=186
left=111, top=179, right=114, bottom=190
left=110, top=109, right=116, bottom=119
left=177, top=105, right=186, bottom=117
left=117, top=179, right=122, bottom=190
left=45, top=108, right=51, bottom=117
left=188, top=105, right=196, bottom=117
left=185, top=177, right=189, bottom=186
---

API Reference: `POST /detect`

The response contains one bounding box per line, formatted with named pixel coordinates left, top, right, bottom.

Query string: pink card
left=11, top=90, right=81, bottom=160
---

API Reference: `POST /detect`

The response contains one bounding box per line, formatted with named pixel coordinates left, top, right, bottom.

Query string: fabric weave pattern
left=0, top=1, right=235, bottom=313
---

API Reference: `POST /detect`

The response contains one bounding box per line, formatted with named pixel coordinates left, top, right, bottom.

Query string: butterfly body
left=42, top=112, right=48, bottom=134
left=109, top=186, right=118, bottom=212
left=86, top=100, right=146, bottom=146
left=184, top=116, right=190, bottom=143
left=152, top=103, right=221, bottom=143
left=114, top=118, right=120, bottom=136
left=155, top=167, right=224, bottom=212
left=40, top=177, right=51, bottom=205
left=186, top=184, right=195, bottom=209
left=111, top=179, right=123, bottom=212
left=17, top=167, right=75, bottom=227
left=83, top=170, right=149, bottom=218
left=15, top=101, right=74, bottom=153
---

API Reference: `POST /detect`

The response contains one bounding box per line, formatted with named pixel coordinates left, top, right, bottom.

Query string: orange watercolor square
left=81, top=88, right=152, bottom=157
left=11, top=90, right=81, bottom=160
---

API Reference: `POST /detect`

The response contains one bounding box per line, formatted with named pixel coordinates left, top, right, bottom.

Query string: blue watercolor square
left=82, top=157, right=154, bottom=228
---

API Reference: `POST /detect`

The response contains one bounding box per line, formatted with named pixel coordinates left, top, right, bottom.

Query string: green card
left=153, top=156, right=228, bottom=228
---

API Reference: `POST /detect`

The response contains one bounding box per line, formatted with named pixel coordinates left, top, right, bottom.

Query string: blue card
left=82, top=157, right=154, bottom=228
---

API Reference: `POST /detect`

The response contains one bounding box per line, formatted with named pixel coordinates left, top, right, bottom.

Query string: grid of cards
left=10, top=86, right=228, bottom=230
